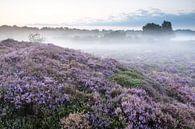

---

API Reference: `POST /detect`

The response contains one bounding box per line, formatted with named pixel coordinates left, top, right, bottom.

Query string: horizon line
left=0, top=24, right=195, bottom=31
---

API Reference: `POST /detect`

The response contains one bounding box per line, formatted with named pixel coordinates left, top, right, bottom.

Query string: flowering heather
left=0, top=39, right=195, bottom=129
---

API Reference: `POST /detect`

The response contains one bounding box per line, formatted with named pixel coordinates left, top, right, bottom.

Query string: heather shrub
left=0, top=101, right=61, bottom=129
left=110, top=87, right=123, bottom=98
left=0, top=85, right=68, bottom=128
left=119, top=89, right=160, bottom=128
left=58, top=87, right=93, bottom=117
left=160, top=103, right=195, bottom=128
left=60, top=113, right=91, bottom=129
left=113, top=88, right=178, bottom=129
left=87, top=112, right=112, bottom=129
left=0, top=86, right=93, bottom=129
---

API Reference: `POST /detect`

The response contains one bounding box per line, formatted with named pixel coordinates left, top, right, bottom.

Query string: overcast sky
left=0, top=0, right=195, bottom=29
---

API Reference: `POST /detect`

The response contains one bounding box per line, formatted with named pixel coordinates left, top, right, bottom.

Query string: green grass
left=109, top=70, right=143, bottom=88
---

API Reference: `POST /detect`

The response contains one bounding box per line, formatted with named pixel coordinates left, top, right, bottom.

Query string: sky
left=0, top=0, right=195, bottom=29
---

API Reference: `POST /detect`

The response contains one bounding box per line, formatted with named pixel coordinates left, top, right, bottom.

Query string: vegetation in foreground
left=0, top=39, right=195, bottom=129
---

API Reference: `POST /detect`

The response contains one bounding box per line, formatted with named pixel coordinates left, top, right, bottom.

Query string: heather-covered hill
left=0, top=39, right=195, bottom=129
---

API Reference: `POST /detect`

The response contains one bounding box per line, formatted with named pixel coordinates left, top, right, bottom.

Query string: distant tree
left=161, top=21, right=173, bottom=32
left=142, top=23, right=162, bottom=34
left=28, top=33, right=44, bottom=42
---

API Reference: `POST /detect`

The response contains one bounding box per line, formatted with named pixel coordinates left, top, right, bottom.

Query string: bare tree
left=28, top=33, right=44, bottom=42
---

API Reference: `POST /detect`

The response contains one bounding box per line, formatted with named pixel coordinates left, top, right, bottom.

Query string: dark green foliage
left=58, top=86, right=93, bottom=117
left=110, top=117, right=127, bottom=129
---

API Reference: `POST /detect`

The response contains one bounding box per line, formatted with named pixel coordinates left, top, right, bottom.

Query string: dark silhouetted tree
left=142, top=23, right=162, bottom=34
left=161, top=21, right=173, bottom=32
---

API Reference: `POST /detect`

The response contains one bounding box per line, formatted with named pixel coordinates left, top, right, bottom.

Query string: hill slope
left=0, top=39, right=195, bottom=129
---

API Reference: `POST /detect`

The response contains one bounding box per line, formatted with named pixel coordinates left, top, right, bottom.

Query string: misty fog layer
left=0, top=27, right=195, bottom=81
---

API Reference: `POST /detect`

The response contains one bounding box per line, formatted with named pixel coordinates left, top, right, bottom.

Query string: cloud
left=86, top=9, right=195, bottom=30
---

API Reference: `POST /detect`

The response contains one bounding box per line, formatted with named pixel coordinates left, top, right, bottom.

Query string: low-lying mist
left=0, top=26, right=195, bottom=78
